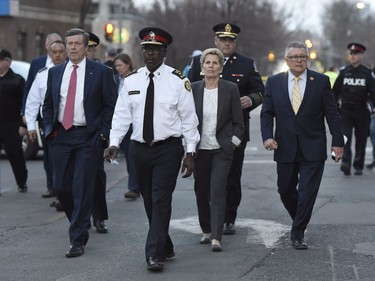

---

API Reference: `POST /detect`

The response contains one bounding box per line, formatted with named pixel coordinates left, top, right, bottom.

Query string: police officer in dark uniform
left=333, top=43, right=375, bottom=176
left=189, top=23, right=264, bottom=235
left=85, top=32, right=109, bottom=233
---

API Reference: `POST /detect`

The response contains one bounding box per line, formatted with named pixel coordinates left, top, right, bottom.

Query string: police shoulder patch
left=172, top=69, right=185, bottom=79
left=184, top=80, right=191, bottom=92
left=38, top=66, right=48, bottom=73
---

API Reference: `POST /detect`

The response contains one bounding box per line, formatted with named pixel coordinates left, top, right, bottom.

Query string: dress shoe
left=292, top=239, right=308, bottom=250
left=354, top=168, right=363, bottom=176
left=147, top=257, right=164, bottom=271
left=18, top=184, right=27, bottom=193
left=340, top=163, right=351, bottom=176
left=223, top=223, right=236, bottom=235
left=367, top=161, right=375, bottom=169
left=65, top=245, right=84, bottom=258
left=199, top=233, right=211, bottom=244
left=54, top=200, right=63, bottom=211
left=211, top=239, right=222, bottom=252
left=124, top=190, right=140, bottom=199
left=161, top=250, right=175, bottom=262
left=93, top=219, right=108, bottom=234
left=41, top=190, right=56, bottom=198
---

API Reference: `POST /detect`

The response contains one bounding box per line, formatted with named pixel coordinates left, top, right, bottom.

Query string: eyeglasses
left=286, top=55, right=308, bottom=62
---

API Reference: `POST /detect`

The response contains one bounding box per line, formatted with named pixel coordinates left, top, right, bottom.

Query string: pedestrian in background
left=332, top=43, right=375, bottom=176
left=0, top=49, right=28, bottom=193
left=23, top=33, right=62, bottom=115
left=182, top=49, right=202, bottom=76
left=25, top=40, right=67, bottom=201
left=324, top=66, right=338, bottom=89
left=114, top=53, right=140, bottom=199
left=104, top=27, right=199, bottom=272
left=42, top=28, right=117, bottom=258
left=261, top=41, right=344, bottom=250
left=189, top=23, right=264, bottom=235
left=191, top=48, right=244, bottom=252
left=104, top=47, right=119, bottom=76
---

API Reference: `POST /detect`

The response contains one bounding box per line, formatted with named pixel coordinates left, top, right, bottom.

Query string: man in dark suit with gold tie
left=261, top=41, right=344, bottom=249
left=43, top=28, right=117, bottom=257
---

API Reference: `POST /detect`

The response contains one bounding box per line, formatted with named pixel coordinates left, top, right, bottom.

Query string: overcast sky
left=133, top=0, right=373, bottom=37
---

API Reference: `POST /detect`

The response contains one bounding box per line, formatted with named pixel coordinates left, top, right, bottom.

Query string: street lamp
left=356, top=1, right=366, bottom=9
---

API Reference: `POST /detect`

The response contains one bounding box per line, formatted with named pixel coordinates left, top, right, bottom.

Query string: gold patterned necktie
left=292, top=77, right=302, bottom=114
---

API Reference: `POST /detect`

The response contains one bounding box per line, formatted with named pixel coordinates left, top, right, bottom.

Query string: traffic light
left=268, top=51, right=275, bottom=62
left=104, top=23, right=114, bottom=42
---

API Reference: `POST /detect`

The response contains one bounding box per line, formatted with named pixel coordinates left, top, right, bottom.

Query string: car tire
left=22, top=134, right=39, bottom=160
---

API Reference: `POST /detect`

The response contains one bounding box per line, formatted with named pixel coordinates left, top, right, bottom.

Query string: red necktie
left=62, top=64, right=78, bottom=130
left=143, top=73, right=154, bottom=144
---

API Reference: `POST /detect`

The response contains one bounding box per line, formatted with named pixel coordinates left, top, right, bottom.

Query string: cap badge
left=149, top=31, right=155, bottom=42
left=225, top=24, right=232, bottom=32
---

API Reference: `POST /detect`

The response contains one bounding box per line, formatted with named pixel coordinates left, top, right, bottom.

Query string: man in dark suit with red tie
left=260, top=41, right=344, bottom=249
left=42, top=28, right=117, bottom=258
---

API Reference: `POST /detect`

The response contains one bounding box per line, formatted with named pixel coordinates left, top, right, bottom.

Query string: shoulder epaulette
left=172, top=69, right=186, bottom=79
left=125, top=70, right=137, bottom=78
left=38, top=66, right=48, bottom=73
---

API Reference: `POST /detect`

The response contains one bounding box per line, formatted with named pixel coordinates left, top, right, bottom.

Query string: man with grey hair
left=261, top=41, right=344, bottom=249
left=43, top=28, right=117, bottom=258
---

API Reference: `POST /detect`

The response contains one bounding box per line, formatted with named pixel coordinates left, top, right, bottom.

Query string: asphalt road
left=0, top=108, right=374, bottom=281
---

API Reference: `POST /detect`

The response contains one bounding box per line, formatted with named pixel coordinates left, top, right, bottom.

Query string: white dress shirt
left=57, top=58, right=87, bottom=126
left=110, top=63, right=200, bottom=153
left=25, top=67, right=49, bottom=130
left=199, top=87, right=221, bottom=150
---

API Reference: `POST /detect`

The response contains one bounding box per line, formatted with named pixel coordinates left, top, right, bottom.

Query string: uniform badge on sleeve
left=184, top=81, right=191, bottom=92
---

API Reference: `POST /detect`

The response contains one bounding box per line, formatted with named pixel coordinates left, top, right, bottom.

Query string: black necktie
left=143, top=72, right=154, bottom=144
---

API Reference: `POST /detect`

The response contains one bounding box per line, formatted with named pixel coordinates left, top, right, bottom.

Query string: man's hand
left=28, top=130, right=37, bottom=141
left=263, top=138, right=278, bottom=151
left=240, top=96, right=252, bottom=109
left=181, top=154, right=194, bottom=178
left=19, top=126, right=27, bottom=137
left=103, top=145, right=118, bottom=162
left=331, top=146, right=344, bottom=163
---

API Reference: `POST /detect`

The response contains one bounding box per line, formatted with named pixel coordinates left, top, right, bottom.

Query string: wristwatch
left=186, top=152, right=197, bottom=158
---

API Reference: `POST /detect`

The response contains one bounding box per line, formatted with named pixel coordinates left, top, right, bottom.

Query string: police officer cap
left=88, top=32, right=100, bottom=47
left=139, top=27, right=173, bottom=46
left=347, top=42, right=366, bottom=54
left=213, top=23, right=241, bottom=39
left=0, top=49, right=11, bottom=59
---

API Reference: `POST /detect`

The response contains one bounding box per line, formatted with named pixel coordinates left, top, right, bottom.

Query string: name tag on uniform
left=231, top=74, right=243, bottom=77
left=128, top=91, right=140, bottom=95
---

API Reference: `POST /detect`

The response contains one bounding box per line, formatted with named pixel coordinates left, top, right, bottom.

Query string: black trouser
left=277, top=146, right=325, bottom=241
left=341, top=106, right=370, bottom=170
left=0, top=121, right=28, bottom=187
left=132, top=137, right=183, bottom=261
left=225, top=141, right=247, bottom=224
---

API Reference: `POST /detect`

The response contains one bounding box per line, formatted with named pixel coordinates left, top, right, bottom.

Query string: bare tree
left=141, top=0, right=295, bottom=75
left=322, top=0, right=374, bottom=67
